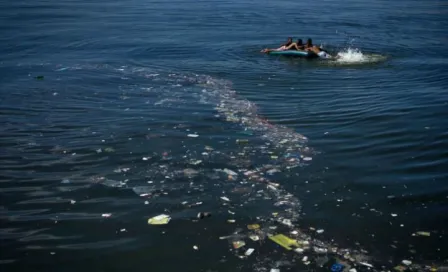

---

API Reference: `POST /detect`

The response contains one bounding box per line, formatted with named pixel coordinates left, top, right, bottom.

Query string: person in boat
left=283, top=39, right=305, bottom=51
left=261, top=37, right=293, bottom=53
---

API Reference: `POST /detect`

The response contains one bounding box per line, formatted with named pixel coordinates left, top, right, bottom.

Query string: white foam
left=336, top=48, right=367, bottom=63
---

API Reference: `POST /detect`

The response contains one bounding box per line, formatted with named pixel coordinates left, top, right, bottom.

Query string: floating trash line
left=50, top=63, right=442, bottom=272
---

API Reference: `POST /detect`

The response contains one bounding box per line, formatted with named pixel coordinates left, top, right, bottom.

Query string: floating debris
left=101, top=213, right=112, bottom=218
left=197, top=212, right=211, bottom=219
left=413, top=231, right=430, bottom=237
left=232, top=241, right=245, bottom=249
left=187, top=134, right=199, bottom=138
left=148, top=214, right=171, bottom=225
left=247, top=224, right=260, bottom=230
left=220, top=196, right=230, bottom=202
left=193, top=245, right=199, bottom=250
left=269, top=234, right=300, bottom=250
left=245, top=248, right=255, bottom=256
left=402, top=260, right=412, bottom=266
left=249, top=235, right=260, bottom=241
left=316, top=229, right=324, bottom=234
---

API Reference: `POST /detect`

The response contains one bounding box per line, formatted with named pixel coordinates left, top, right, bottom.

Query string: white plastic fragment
left=223, top=168, right=238, bottom=176
left=220, top=196, right=230, bottom=202
left=280, top=219, right=292, bottom=227
left=316, top=229, right=324, bottom=234
left=142, top=157, right=149, bottom=161
left=314, top=247, right=328, bottom=254
left=70, top=200, right=76, bottom=204
left=302, top=157, right=312, bottom=161
left=391, top=213, right=398, bottom=217
left=302, top=256, right=308, bottom=262
left=249, top=235, right=259, bottom=241
left=349, top=269, right=357, bottom=272
left=193, top=245, right=199, bottom=250
left=245, top=248, right=255, bottom=256
left=294, top=248, right=304, bottom=253
left=402, top=260, right=412, bottom=266
left=187, top=134, right=199, bottom=138
left=270, top=269, right=280, bottom=272
left=102, top=213, right=112, bottom=218
left=359, top=262, right=373, bottom=268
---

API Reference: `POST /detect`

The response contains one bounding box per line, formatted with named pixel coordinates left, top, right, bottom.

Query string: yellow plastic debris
left=269, top=234, right=300, bottom=250
left=247, top=224, right=260, bottom=230
left=148, top=214, right=171, bottom=225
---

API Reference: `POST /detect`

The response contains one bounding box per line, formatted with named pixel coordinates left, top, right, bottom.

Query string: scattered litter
left=302, top=157, right=312, bottom=161
left=359, top=262, right=373, bottom=268
left=222, top=168, right=238, bottom=176
left=267, top=168, right=281, bottom=175
left=70, top=200, right=76, bottom=204
left=280, top=219, right=292, bottom=227
left=102, top=213, right=112, bottom=218
left=245, top=248, right=255, bottom=256
left=228, top=210, right=235, bottom=215
left=331, top=263, right=344, bottom=272
left=148, top=214, right=171, bottom=225
left=270, top=269, right=280, bottom=272
left=402, top=260, right=412, bottom=266
left=197, top=212, right=211, bottom=219
left=391, top=213, right=398, bottom=217
left=349, top=269, right=357, bottom=272
left=120, top=229, right=126, bottom=232
left=227, top=219, right=236, bottom=223
left=193, top=245, right=199, bottom=250
left=316, top=229, right=324, bottom=234
left=249, top=235, right=260, bottom=241
left=247, top=224, right=260, bottom=230
left=302, top=256, right=308, bottom=262
left=187, top=134, right=199, bottom=138
left=269, top=234, right=300, bottom=250
left=142, top=157, right=150, bottom=161
left=413, top=231, right=430, bottom=237
left=232, top=241, right=245, bottom=249
left=220, top=196, right=230, bottom=202
left=314, top=247, right=328, bottom=254
left=144, top=201, right=149, bottom=205
left=190, top=160, right=202, bottom=165
left=294, top=248, right=304, bottom=253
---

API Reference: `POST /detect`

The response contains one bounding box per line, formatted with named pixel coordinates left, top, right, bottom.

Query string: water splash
left=330, top=47, right=387, bottom=64
left=336, top=48, right=367, bottom=63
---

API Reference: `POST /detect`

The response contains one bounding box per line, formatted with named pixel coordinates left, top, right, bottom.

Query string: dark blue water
left=1, top=0, right=448, bottom=271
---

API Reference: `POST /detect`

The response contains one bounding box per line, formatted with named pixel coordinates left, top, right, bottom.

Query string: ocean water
left=1, top=0, right=447, bottom=271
